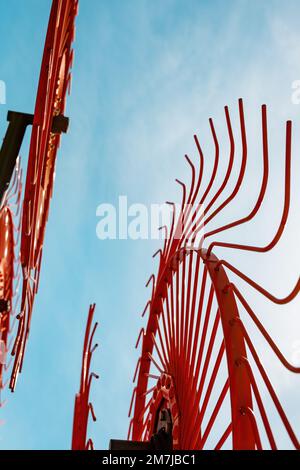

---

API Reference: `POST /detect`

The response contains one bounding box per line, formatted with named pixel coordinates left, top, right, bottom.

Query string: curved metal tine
left=85, top=341, right=98, bottom=390
left=85, top=339, right=98, bottom=387
left=184, top=340, right=225, bottom=448
left=135, top=328, right=145, bottom=349
left=23, top=200, right=32, bottom=237
left=87, top=321, right=98, bottom=355
left=183, top=114, right=222, bottom=244
left=203, top=99, right=248, bottom=225
left=197, top=379, right=231, bottom=449
left=190, top=106, right=232, bottom=243
left=89, top=341, right=98, bottom=356
left=178, top=137, right=206, bottom=249
left=128, top=386, right=137, bottom=418
left=145, top=274, right=156, bottom=300
left=6, top=183, right=21, bottom=206
left=147, top=352, right=165, bottom=375
left=88, top=402, right=97, bottom=422
left=181, top=155, right=204, bottom=248
left=243, top=407, right=263, bottom=450
left=184, top=154, right=196, bottom=205
left=177, top=171, right=199, bottom=248
left=151, top=331, right=167, bottom=372
left=9, top=345, right=22, bottom=391
left=207, top=119, right=291, bottom=256
left=158, top=225, right=168, bottom=258
left=18, top=286, right=35, bottom=375
left=137, top=395, right=153, bottom=424
left=192, top=135, right=205, bottom=206
left=190, top=98, right=248, bottom=245
left=232, top=283, right=300, bottom=373
left=141, top=301, right=151, bottom=318
left=152, top=248, right=163, bottom=260
left=242, top=359, right=277, bottom=450
left=11, top=309, right=24, bottom=357
left=133, top=357, right=141, bottom=383
left=241, top=324, right=299, bottom=449
left=214, top=423, right=232, bottom=450
left=87, top=372, right=99, bottom=398
left=218, top=259, right=300, bottom=304
left=18, top=319, right=29, bottom=374
left=164, top=201, right=176, bottom=257
left=166, top=201, right=182, bottom=258
left=85, top=438, right=94, bottom=450
left=202, top=104, right=239, bottom=236
left=9, top=326, right=23, bottom=391
left=173, top=178, right=187, bottom=242
left=127, top=418, right=134, bottom=440
left=200, top=118, right=220, bottom=205
left=33, top=251, right=43, bottom=295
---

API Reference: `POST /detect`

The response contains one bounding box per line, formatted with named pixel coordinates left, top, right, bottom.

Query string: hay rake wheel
left=129, top=99, right=300, bottom=450
left=9, top=0, right=79, bottom=391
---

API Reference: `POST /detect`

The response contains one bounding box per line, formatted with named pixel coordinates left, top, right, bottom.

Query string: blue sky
left=0, top=0, right=300, bottom=449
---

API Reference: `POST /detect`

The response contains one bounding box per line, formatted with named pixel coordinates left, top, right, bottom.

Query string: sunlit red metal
left=72, top=304, right=98, bottom=450
left=129, top=100, right=300, bottom=449
left=0, top=206, right=14, bottom=391
left=10, top=0, right=79, bottom=391
left=0, top=161, right=22, bottom=398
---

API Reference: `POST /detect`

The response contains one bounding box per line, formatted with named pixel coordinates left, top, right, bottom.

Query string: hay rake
left=0, top=0, right=299, bottom=453
left=126, top=99, right=300, bottom=450
left=0, top=0, right=78, bottom=394
left=11, top=0, right=78, bottom=391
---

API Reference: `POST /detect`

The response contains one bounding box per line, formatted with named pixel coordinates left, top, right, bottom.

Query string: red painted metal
left=0, top=208, right=14, bottom=396
left=0, top=162, right=22, bottom=398
left=72, top=304, right=98, bottom=450
left=9, top=0, right=78, bottom=391
left=130, top=100, right=299, bottom=449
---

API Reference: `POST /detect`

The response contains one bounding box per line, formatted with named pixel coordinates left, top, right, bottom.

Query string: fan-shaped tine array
left=130, top=99, right=299, bottom=449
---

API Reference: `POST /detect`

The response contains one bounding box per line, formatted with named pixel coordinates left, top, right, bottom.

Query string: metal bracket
left=0, top=111, right=69, bottom=204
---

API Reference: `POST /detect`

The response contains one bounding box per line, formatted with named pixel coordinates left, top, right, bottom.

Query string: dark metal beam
left=0, top=111, right=69, bottom=205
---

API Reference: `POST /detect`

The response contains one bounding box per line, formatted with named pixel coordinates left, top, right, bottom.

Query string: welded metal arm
left=0, top=110, right=69, bottom=205
left=0, top=111, right=33, bottom=204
